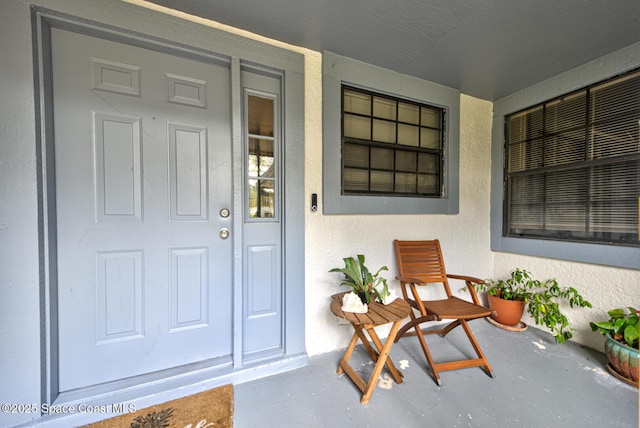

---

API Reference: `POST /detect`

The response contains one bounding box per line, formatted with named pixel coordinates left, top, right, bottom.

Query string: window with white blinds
left=505, top=68, right=640, bottom=246
left=341, top=85, right=445, bottom=197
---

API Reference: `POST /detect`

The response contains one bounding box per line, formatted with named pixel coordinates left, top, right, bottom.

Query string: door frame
left=33, top=5, right=306, bottom=411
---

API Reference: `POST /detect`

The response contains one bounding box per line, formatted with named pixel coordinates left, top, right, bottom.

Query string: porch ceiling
left=146, top=0, right=640, bottom=101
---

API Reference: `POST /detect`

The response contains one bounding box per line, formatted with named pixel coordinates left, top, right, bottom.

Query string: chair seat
left=422, top=297, right=492, bottom=320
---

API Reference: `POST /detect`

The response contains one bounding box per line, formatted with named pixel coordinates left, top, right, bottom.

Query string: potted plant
left=329, top=254, right=390, bottom=304
left=590, top=307, right=639, bottom=387
left=474, top=268, right=592, bottom=344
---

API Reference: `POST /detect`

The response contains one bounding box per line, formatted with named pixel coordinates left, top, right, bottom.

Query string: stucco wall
left=306, top=94, right=495, bottom=355
left=493, top=253, right=640, bottom=350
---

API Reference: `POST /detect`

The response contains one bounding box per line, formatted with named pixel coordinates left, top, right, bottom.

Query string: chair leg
left=414, top=324, right=442, bottom=386
left=408, top=319, right=495, bottom=384
left=461, top=320, right=495, bottom=378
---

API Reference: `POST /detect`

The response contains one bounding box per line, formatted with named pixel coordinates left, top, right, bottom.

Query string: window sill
left=491, top=236, right=640, bottom=270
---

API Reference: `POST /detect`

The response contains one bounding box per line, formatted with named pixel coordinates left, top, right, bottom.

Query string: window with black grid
left=505, top=68, right=640, bottom=246
left=341, top=86, right=445, bottom=197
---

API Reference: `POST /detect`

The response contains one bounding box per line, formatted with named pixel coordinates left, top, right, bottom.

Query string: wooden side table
left=330, top=292, right=411, bottom=404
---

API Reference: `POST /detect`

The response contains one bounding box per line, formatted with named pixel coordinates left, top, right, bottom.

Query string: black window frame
left=503, top=68, right=640, bottom=248
left=340, top=85, right=446, bottom=198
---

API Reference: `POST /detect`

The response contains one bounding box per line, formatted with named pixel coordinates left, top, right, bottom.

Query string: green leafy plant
left=474, top=268, right=592, bottom=344
left=590, top=307, right=639, bottom=348
left=329, top=255, right=389, bottom=304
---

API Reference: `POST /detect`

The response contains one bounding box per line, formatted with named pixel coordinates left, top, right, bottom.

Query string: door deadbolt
left=219, top=208, right=230, bottom=218
left=219, top=228, right=230, bottom=239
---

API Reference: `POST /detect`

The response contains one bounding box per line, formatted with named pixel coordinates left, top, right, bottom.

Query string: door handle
left=219, top=228, right=230, bottom=239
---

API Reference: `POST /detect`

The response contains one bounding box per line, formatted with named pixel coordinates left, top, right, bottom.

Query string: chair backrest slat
left=394, top=239, right=448, bottom=283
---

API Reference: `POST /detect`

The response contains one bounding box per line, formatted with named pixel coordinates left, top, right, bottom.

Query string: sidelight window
left=246, top=93, right=277, bottom=219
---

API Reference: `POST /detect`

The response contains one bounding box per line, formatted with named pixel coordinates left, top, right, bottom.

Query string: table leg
left=356, top=326, right=403, bottom=384
left=337, top=329, right=360, bottom=375
left=360, top=319, right=403, bottom=404
left=366, top=326, right=404, bottom=384
left=355, top=325, right=380, bottom=361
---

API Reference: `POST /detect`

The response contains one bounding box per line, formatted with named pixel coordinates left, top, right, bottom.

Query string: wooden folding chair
left=393, top=239, right=495, bottom=385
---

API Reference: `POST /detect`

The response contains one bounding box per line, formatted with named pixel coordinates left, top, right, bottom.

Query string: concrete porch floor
left=235, top=319, right=638, bottom=427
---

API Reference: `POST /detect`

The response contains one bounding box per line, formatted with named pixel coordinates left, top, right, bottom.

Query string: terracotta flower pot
left=487, top=294, right=525, bottom=327
left=605, top=334, right=639, bottom=387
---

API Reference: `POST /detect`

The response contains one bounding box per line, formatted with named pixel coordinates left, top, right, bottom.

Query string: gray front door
left=52, top=28, right=233, bottom=392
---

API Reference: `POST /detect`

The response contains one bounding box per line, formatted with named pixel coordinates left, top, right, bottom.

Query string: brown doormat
left=84, top=384, right=233, bottom=428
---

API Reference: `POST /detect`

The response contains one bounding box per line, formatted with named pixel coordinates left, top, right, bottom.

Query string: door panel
left=245, top=245, right=279, bottom=354
left=168, top=123, right=208, bottom=221
left=93, top=113, right=142, bottom=221
left=52, top=28, right=233, bottom=392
